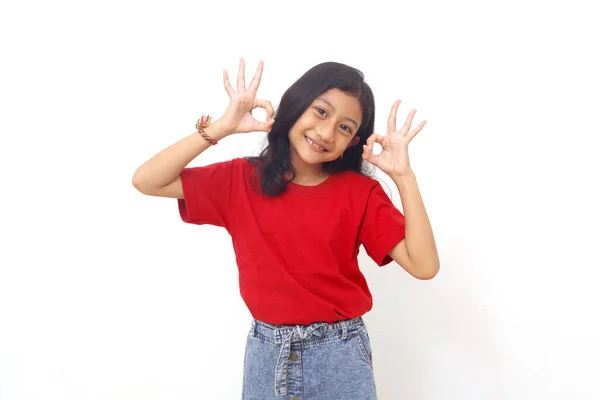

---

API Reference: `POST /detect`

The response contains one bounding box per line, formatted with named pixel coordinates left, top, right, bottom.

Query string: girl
left=133, top=58, right=439, bottom=400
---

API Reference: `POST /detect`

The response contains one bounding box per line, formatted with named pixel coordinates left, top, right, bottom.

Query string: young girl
left=133, top=58, right=439, bottom=400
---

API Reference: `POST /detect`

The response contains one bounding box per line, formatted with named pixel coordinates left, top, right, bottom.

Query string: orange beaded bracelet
left=195, top=115, right=218, bottom=145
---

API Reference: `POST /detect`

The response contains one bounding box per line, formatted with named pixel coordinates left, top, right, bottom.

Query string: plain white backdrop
left=1, top=0, right=599, bottom=398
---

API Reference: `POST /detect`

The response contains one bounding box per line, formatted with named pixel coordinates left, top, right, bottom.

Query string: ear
left=348, top=136, right=361, bottom=147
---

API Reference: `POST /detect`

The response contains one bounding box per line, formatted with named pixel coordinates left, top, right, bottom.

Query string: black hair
left=246, top=61, right=376, bottom=197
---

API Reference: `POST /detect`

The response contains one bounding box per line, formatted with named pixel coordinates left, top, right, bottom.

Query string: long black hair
left=247, top=61, right=376, bottom=197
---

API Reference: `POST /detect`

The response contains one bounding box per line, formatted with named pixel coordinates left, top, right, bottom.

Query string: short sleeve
left=358, top=181, right=406, bottom=266
left=177, top=159, right=238, bottom=228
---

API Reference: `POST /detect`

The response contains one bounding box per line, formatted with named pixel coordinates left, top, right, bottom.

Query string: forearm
left=392, top=171, right=440, bottom=272
left=132, top=120, right=229, bottom=189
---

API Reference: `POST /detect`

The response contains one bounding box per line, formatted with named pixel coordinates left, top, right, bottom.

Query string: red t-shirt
left=178, top=157, right=405, bottom=325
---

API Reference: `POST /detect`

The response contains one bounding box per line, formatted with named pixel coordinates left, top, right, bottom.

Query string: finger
left=387, top=99, right=401, bottom=133
left=223, top=69, right=235, bottom=97
left=237, top=58, right=246, bottom=92
left=254, top=99, right=275, bottom=124
left=362, top=144, right=379, bottom=166
left=366, top=133, right=385, bottom=150
left=248, top=60, right=264, bottom=92
left=408, top=120, right=427, bottom=139
left=402, top=109, right=417, bottom=135
left=254, top=116, right=276, bottom=132
left=256, top=99, right=275, bottom=121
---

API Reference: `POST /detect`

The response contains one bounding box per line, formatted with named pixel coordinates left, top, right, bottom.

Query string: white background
left=1, top=0, right=599, bottom=399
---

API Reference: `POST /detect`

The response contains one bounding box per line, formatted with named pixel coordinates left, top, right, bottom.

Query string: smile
left=304, top=135, right=328, bottom=152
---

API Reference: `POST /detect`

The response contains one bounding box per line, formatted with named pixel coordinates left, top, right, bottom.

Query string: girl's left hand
left=362, top=100, right=427, bottom=177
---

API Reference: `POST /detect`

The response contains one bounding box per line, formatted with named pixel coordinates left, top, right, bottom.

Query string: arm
left=388, top=171, right=439, bottom=279
left=132, top=58, right=274, bottom=199
left=131, top=121, right=228, bottom=198
left=362, top=100, right=439, bottom=279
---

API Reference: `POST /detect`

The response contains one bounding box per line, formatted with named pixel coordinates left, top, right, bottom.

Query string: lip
left=304, top=135, right=329, bottom=152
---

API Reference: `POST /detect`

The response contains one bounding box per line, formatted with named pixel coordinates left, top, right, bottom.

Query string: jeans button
left=289, top=352, right=299, bottom=361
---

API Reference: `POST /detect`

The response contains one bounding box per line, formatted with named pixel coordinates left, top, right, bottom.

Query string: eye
left=315, top=107, right=353, bottom=134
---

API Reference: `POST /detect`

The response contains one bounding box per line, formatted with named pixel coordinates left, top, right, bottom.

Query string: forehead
left=314, top=89, right=362, bottom=122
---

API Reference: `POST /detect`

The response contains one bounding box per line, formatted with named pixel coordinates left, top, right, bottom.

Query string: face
left=288, top=88, right=363, bottom=168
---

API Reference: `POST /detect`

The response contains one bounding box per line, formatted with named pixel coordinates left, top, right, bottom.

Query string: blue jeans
left=242, top=316, right=378, bottom=399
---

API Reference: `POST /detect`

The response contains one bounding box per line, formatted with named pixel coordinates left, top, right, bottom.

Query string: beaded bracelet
left=195, top=115, right=218, bottom=145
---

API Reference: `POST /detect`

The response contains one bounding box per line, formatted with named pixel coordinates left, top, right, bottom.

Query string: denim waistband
left=251, top=316, right=364, bottom=343
left=250, top=317, right=365, bottom=397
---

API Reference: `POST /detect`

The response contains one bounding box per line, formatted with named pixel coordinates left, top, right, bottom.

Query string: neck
left=287, top=151, right=328, bottom=184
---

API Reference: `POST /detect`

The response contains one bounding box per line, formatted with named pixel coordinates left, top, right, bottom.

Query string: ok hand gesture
left=218, top=58, right=275, bottom=135
left=362, top=100, right=427, bottom=177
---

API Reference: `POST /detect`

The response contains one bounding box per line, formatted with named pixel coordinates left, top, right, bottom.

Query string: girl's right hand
left=217, top=58, right=275, bottom=136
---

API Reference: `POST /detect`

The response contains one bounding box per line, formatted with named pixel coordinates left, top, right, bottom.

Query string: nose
left=315, top=121, right=336, bottom=143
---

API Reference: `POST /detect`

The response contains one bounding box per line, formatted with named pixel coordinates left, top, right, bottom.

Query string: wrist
left=391, top=170, right=416, bottom=187
left=204, top=119, right=231, bottom=141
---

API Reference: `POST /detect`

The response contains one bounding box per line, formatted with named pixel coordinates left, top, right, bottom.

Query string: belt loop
left=274, top=328, right=282, bottom=345
left=250, top=320, right=257, bottom=337
left=341, top=325, right=348, bottom=340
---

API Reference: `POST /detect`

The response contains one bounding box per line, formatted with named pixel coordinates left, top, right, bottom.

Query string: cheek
left=288, top=120, right=301, bottom=135
left=291, top=116, right=312, bottom=135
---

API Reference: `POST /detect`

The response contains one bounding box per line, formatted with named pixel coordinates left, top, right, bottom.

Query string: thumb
left=256, top=117, right=275, bottom=132
left=362, top=144, right=377, bottom=165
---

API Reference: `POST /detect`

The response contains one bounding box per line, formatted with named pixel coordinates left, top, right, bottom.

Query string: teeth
left=306, top=136, right=326, bottom=151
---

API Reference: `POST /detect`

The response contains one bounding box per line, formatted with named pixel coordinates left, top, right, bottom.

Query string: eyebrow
left=315, top=97, right=360, bottom=128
